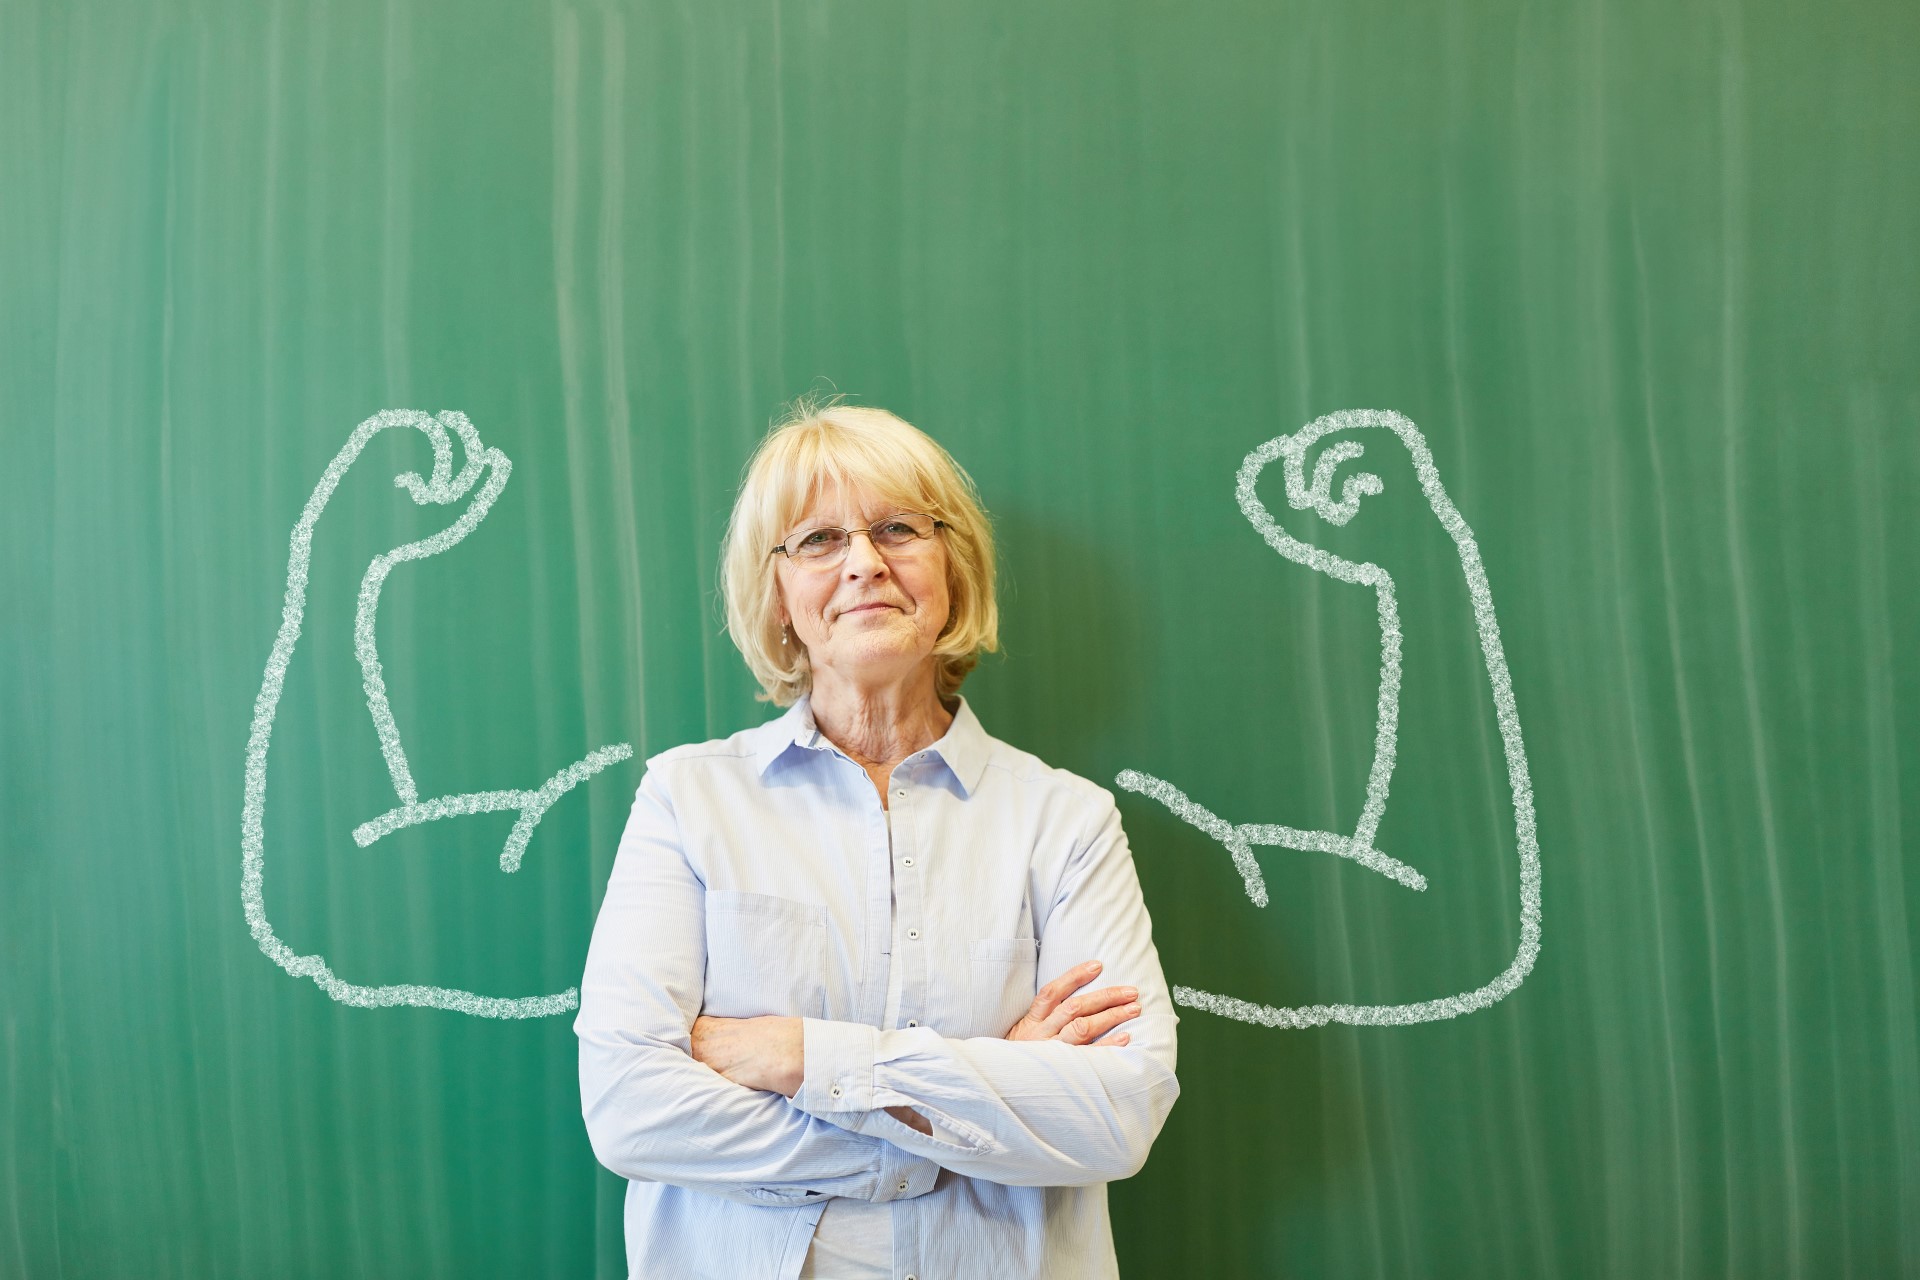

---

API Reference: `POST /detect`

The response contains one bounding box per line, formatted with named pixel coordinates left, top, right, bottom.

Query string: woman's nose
left=841, top=531, right=889, bottom=578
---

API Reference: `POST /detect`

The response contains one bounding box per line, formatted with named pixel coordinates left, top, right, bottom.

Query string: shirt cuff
left=798, top=1017, right=879, bottom=1115
left=797, top=1019, right=939, bottom=1201
left=876, top=1138, right=940, bottom=1201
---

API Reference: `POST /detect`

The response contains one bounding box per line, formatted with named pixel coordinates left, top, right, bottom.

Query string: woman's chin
left=825, top=635, right=931, bottom=679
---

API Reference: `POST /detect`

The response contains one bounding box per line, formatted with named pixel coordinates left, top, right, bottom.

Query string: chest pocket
left=967, top=937, right=1039, bottom=1037
left=702, top=890, right=829, bottom=1019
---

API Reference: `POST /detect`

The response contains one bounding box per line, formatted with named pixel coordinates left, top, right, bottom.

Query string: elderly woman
left=574, top=399, right=1180, bottom=1279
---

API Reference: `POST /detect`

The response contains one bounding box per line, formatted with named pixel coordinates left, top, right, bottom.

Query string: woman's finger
left=1025, top=960, right=1102, bottom=1024
left=1004, top=961, right=1139, bottom=1042
left=1058, top=1001, right=1142, bottom=1045
left=1039, top=985, right=1138, bottom=1037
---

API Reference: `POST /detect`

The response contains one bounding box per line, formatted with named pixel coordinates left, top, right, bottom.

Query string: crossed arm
left=574, top=768, right=1179, bottom=1204
left=688, top=954, right=1145, bottom=1124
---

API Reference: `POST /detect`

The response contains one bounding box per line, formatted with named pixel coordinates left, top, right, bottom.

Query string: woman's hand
left=689, top=1014, right=804, bottom=1098
left=1004, top=960, right=1141, bottom=1047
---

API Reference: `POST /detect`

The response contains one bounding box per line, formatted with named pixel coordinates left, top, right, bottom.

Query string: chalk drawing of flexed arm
left=241, top=409, right=633, bottom=1018
left=1117, top=408, right=1541, bottom=1029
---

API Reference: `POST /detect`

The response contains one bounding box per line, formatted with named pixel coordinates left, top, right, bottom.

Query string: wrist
left=885, top=1104, right=934, bottom=1136
left=779, top=1016, right=804, bottom=1097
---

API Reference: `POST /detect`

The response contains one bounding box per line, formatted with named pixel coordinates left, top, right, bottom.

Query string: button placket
left=891, top=777, right=927, bottom=1032
left=859, top=765, right=896, bottom=1030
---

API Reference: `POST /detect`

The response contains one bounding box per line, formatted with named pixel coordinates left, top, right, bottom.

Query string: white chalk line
left=1117, top=409, right=1541, bottom=1028
left=352, top=743, right=637, bottom=872
left=241, top=409, right=633, bottom=1018
left=1113, top=770, right=1428, bottom=896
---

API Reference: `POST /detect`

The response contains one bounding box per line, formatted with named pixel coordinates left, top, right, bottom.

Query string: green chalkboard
left=6, top=0, right=1917, bottom=1276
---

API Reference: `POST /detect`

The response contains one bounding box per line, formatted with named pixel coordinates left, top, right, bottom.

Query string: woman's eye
left=800, top=530, right=834, bottom=547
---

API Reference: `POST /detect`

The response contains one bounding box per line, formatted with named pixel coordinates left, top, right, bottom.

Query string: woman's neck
left=807, top=665, right=954, bottom=769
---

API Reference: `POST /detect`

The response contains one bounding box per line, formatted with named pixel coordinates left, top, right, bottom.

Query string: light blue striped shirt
left=575, top=692, right=1181, bottom=1279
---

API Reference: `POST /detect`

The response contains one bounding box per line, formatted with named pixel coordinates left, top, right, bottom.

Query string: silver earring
left=781, top=624, right=789, bottom=647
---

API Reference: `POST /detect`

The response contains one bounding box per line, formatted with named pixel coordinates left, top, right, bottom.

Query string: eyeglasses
left=771, top=512, right=947, bottom=564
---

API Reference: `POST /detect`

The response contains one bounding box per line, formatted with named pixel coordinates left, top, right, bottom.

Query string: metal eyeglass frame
left=770, top=513, right=948, bottom=564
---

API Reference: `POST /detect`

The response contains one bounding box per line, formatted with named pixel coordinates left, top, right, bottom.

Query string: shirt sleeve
left=574, top=764, right=941, bottom=1208
left=791, top=790, right=1181, bottom=1187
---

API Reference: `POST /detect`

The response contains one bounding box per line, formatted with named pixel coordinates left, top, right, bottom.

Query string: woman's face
left=775, top=480, right=951, bottom=691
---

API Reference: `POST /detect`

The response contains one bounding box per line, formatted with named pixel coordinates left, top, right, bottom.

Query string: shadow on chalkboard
left=968, top=502, right=1138, bottom=759
left=971, top=503, right=1368, bottom=1223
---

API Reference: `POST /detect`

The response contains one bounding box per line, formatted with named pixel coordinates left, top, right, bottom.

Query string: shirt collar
left=749, top=691, right=993, bottom=798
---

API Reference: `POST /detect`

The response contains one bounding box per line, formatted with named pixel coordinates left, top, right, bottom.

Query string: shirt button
left=898, top=1180, right=910, bottom=1192
left=902, top=856, right=914, bottom=867
left=895, top=789, right=907, bottom=799
left=829, top=1085, right=842, bottom=1098
left=906, top=928, right=920, bottom=940
left=907, top=1019, right=918, bottom=1027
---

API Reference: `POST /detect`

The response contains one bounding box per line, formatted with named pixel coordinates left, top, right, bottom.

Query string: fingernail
left=1088, top=961, right=1103, bottom=971
left=1125, top=1003, right=1141, bottom=1014
left=1121, top=988, right=1138, bottom=999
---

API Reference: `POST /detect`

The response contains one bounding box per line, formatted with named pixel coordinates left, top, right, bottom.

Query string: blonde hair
left=720, top=394, right=1000, bottom=706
